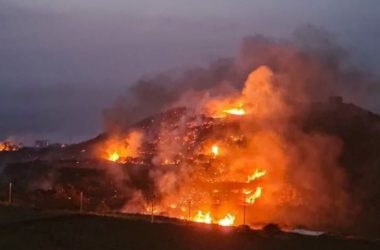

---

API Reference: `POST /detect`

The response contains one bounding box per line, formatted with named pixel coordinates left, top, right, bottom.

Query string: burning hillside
left=89, top=66, right=350, bottom=230
left=1, top=63, right=380, bottom=237
left=1, top=27, right=380, bottom=238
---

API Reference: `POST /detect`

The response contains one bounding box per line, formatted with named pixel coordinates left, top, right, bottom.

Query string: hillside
left=0, top=205, right=378, bottom=250
left=1, top=98, right=380, bottom=237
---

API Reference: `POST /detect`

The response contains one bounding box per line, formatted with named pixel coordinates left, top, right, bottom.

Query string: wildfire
left=108, top=151, right=120, bottom=162
left=211, top=145, right=219, bottom=156
left=193, top=210, right=212, bottom=224
left=245, top=187, right=263, bottom=204
left=3, top=65, right=348, bottom=233
left=207, top=99, right=247, bottom=118
left=223, top=108, right=246, bottom=116
left=244, top=169, right=265, bottom=203
left=192, top=211, right=236, bottom=227
left=218, top=214, right=235, bottom=226
left=100, top=67, right=292, bottom=228
left=247, top=169, right=267, bottom=183
left=0, top=141, right=19, bottom=152
left=103, top=130, right=143, bottom=163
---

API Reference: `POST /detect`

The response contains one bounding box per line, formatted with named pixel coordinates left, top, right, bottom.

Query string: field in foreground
left=0, top=205, right=378, bottom=250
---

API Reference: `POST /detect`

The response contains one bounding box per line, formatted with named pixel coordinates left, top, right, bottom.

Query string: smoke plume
left=96, top=25, right=380, bottom=234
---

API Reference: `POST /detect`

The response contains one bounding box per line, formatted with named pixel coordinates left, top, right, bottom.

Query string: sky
left=1, top=0, right=380, bottom=144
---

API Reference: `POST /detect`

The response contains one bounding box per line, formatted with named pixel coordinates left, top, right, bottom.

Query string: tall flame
left=245, top=187, right=263, bottom=204
left=193, top=210, right=212, bottom=224
left=218, top=214, right=236, bottom=226
left=247, top=169, right=266, bottom=183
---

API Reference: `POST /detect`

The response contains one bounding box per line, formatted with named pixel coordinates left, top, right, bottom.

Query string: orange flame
left=211, top=145, right=219, bottom=156
left=223, top=108, right=246, bottom=116
left=192, top=210, right=236, bottom=227
left=247, top=169, right=266, bottom=183
left=218, top=213, right=236, bottom=226
left=0, top=142, right=18, bottom=152
left=245, top=187, right=263, bottom=204
left=103, top=130, right=143, bottom=163
left=193, top=210, right=212, bottom=224
left=108, top=151, right=120, bottom=162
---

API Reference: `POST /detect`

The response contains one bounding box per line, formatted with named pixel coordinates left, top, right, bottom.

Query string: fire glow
left=103, top=130, right=143, bottom=163
left=218, top=214, right=236, bottom=227
left=98, top=69, right=274, bottom=228
left=192, top=211, right=236, bottom=227
left=247, top=169, right=266, bottom=183
left=97, top=67, right=277, bottom=228
left=245, top=187, right=263, bottom=204
left=211, top=145, right=219, bottom=156
left=108, top=151, right=120, bottom=162
left=193, top=210, right=212, bottom=224
left=97, top=66, right=346, bottom=231
left=223, top=108, right=246, bottom=116
left=0, top=141, right=19, bottom=152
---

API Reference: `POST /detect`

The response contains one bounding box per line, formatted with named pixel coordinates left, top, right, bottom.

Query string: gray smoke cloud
left=103, top=25, right=380, bottom=131
left=102, top=58, right=238, bottom=131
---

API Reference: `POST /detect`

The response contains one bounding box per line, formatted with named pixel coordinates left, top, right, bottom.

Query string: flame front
left=193, top=210, right=212, bottom=224
left=218, top=214, right=236, bottom=226
left=192, top=211, right=236, bottom=227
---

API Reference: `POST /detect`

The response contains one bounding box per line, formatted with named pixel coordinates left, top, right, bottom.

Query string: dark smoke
left=238, top=25, right=380, bottom=107
left=103, top=25, right=380, bottom=132
left=102, top=58, right=238, bottom=132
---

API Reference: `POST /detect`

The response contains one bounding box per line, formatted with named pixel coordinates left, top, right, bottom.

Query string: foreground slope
left=0, top=205, right=378, bottom=250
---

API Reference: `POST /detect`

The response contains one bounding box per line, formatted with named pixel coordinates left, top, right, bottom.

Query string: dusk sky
left=1, top=0, right=380, bottom=144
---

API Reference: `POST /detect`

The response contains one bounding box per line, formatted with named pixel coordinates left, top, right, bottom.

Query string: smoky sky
left=1, top=0, right=380, bottom=144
